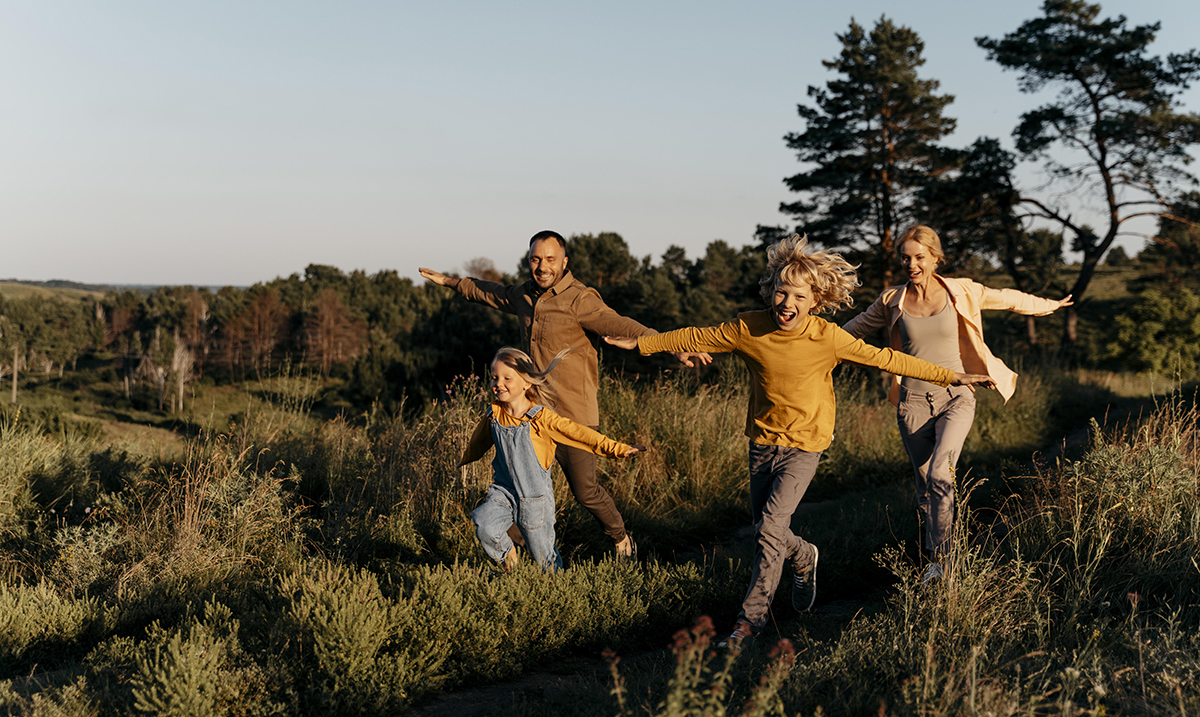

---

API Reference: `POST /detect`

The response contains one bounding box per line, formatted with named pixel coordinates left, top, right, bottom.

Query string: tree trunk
left=10, top=346, right=16, bottom=404
left=1026, top=315, right=1038, bottom=346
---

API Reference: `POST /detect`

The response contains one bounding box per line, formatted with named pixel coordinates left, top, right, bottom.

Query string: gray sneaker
left=792, top=545, right=819, bottom=612
left=922, top=561, right=943, bottom=584
left=717, top=620, right=754, bottom=651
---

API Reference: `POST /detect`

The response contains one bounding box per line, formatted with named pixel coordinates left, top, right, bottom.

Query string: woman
left=842, top=225, right=1072, bottom=581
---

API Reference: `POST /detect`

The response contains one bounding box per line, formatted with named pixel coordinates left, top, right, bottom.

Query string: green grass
left=0, top=356, right=1195, bottom=715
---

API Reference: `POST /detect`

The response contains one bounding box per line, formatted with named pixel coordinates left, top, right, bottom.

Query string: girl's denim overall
left=471, top=405, right=562, bottom=572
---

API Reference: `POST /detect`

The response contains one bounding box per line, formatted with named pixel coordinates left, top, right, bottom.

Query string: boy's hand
left=951, top=373, right=995, bottom=391
left=620, top=445, right=646, bottom=457
left=603, top=336, right=638, bottom=350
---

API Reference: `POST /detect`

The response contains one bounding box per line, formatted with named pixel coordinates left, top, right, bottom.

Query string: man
left=419, top=230, right=710, bottom=558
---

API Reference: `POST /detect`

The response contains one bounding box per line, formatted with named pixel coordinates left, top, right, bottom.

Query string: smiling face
left=529, top=238, right=568, bottom=291
left=899, top=239, right=939, bottom=287
left=491, top=360, right=533, bottom=405
left=771, top=280, right=816, bottom=331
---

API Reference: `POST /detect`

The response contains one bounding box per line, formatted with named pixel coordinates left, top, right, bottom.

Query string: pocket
left=518, top=495, right=549, bottom=531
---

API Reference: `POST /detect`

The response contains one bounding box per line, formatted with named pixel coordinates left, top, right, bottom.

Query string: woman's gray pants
left=897, top=385, right=977, bottom=556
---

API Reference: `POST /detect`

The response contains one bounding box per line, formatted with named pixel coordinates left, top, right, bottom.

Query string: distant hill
left=0, top=280, right=105, bottom=302
left=0, top=280, right=241, bottom=301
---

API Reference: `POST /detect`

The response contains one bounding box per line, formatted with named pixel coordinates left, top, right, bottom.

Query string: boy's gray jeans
left=738, top=443, right=822, bottom=631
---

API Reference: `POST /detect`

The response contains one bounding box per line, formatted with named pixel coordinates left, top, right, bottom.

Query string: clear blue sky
left=1, top=1, right=1196, bottom=286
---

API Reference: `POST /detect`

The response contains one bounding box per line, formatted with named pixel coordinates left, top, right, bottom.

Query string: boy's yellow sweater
left=638, top=311, right=956, bottom=452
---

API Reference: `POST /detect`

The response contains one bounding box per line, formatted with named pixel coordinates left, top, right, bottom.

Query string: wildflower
left=1127, top=592, right=1141, bottom=607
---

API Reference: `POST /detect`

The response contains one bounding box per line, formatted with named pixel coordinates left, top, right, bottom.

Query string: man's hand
left=603, top=336, right=638, bottom=351
left=418, top=268, right=455, bottom=287
left=670, top=351, right=713, bottom=368
left=620, top=444, right=646, bottom=457
left=951, top=373, right=995, bottom=391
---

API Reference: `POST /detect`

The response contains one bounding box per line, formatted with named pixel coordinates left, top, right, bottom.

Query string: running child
left=460, top=347, right=645, bottom=573
left=604, top=234, right=993, bottom=647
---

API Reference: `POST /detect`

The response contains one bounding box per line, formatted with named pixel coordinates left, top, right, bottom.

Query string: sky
left=1, top=1, right=1197, bottom=287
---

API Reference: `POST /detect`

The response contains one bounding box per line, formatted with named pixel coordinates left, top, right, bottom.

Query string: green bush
left=1104, top=288, right=1200, bottom=379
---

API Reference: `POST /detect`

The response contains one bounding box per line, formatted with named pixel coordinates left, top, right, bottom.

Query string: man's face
left=529, top=238, right=568, bottom=290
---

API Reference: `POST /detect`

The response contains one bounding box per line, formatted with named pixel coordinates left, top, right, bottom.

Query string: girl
left=459, top=347, right=644, bottom=573
left=605, top=234, right=994, bottom=648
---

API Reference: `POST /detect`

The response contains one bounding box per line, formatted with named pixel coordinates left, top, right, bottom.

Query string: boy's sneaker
left=792, top=545, right=819, bottom=612
left=717, top=620, right=754, bottom=651
left=922, top=561, right=943, bottom=584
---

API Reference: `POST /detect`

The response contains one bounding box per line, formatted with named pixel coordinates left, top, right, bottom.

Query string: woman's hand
left=951, top=373, right=996, bottom=391
left=1053, top=294, right=1074, bottom=310
left=620, top=445, right=646, bottom=457
left=603, top=336, right=638, bottom=350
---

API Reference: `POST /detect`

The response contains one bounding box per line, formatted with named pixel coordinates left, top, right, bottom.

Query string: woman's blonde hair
left=491, top=347, right=571, bottom=407
left=758, top=234, right=860, bottom=314
left=897, top=225, right=945, bottom=263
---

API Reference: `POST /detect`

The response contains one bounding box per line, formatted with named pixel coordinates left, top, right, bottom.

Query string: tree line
left=5, top=0, right=1200, bottom=409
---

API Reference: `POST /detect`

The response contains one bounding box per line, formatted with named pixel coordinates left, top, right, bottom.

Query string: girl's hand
left=951, top=373, right=995, bottom=391
left=604, top=336, right=638, bottom=350
left=620, top=445, right=646, bottom=457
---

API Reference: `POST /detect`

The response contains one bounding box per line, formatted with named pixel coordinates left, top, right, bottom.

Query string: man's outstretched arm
left=418, top=267, right=519, bottom=313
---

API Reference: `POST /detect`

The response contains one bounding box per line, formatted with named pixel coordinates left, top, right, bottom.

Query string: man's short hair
left=529, top=230, right=568, bottom=251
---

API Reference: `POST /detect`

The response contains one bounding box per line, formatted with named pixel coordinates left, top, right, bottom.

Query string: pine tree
left=782, top=16, right=958, bottom=288
left=978, top=0, right=1200, bottom=349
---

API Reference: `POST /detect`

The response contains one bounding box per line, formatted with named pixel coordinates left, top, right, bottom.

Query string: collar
left=527, top=270, right=576, bottom=299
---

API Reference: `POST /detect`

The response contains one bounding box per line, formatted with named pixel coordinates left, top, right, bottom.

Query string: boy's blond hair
left=758, top=234, right=860, bottom=314
left=491, top=347, right=571, bottom=407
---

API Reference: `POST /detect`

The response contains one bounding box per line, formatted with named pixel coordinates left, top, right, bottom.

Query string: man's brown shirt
left=454, top=270, right=655, bottom=425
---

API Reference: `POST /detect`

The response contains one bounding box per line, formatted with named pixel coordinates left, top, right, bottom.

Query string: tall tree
left=303, top=289, right=367, bottom=378
left=978, top=0, right=1200, bottom=349
left=782, top=16, right=958, bottom=288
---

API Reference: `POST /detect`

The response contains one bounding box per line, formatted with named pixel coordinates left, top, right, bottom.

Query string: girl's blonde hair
left=897, top=225, right=945, bottom=264
left=491, top=347, right=571, bottom=407
left=758, top=234, right=860, bottom=314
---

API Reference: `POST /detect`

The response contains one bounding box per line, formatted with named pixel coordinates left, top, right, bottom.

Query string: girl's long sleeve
left=535, top=410, right=632, bottom=459
left=458, top=414, right=494, bottom=466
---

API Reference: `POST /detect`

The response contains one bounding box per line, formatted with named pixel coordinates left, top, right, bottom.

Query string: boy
left=605, top=235, right=993, bottom=647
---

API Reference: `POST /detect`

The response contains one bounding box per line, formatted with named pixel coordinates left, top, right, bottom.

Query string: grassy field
left=0, top=282, right=104, bottom=303
left=0, top=349, right=1195, bottom=715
